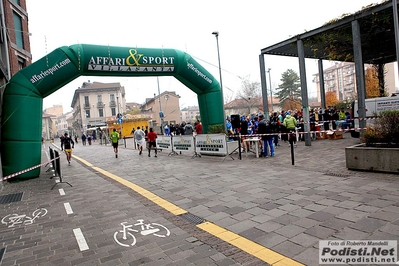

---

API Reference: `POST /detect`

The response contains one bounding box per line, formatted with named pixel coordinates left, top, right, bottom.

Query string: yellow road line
left=77, top=160, right=304, bottom=266
left=197, top=222, right=304, bottom=265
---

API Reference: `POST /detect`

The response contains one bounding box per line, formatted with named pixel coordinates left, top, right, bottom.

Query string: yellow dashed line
left=87, top=164, right=303, bottom=266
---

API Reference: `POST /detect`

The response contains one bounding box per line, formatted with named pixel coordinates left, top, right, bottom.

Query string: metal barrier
left=51, top=149, right=72, bottom=190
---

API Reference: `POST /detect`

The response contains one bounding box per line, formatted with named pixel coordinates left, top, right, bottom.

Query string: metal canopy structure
left=259, top=0, right=399, bottom=147
left=261, top=1, right=397, bottom=65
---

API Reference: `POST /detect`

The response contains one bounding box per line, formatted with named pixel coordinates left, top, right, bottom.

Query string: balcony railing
left=109, top=101, right=116, bottom=107
left=84, top=103, right=90, bottom=109
left=97, top=102, right=105, bottom=108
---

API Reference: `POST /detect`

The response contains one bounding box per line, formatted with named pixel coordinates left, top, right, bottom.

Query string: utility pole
left=156, top=77, right=164, bottom=134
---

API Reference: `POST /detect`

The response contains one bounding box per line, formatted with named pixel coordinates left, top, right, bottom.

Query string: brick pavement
left=0, top=134, right=398, bottom=265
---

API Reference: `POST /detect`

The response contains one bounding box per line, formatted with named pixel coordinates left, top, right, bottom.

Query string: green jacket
left=338, top=111, right=346, bottom=120
left=283, top=115, right=297, bottom=130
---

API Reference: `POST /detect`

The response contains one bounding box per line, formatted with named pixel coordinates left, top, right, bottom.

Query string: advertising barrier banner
left=156, top=136, right=172, bottom=151
left=172, top=135, right=194, bottom=153
left=195, top=134, right=227, bottom=156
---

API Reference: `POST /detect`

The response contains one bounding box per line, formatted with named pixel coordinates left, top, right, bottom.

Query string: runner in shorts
left=147, top=127, right=157, bottom=157
left=133, top=126, right=145, bottom=155
left=110, top=128, right=120, bottom=158
left=61, top=132, right=74, bottom=165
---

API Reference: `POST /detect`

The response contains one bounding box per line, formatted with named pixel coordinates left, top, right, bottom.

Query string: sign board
left=195, top=134, right=227, bottom=155
left=156, top=136, right=172, bottom=151
left=172, top=135, right=194, bottom=153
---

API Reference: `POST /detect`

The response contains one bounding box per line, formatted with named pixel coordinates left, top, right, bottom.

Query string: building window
left=99, top=109, right=104, bottom=117
left=85, top=110, right=90, bottom=118
left=84, top=96, right=89, bottom=107
left=17, top=56, right=25, bottom=70
left=110, top=94, right=115, bottom=102
left=13, top=11, right=24, bottom=49
left=97, top=95, right=102, bottom=103
left=12, top=0, right=21, bottom=5
left=111, top=107, right=116, bottom=116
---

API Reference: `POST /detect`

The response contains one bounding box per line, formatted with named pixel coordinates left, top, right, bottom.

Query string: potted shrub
left=346, top=110, right=399, bottom=173
left=361, top=110, right=399, bottom=147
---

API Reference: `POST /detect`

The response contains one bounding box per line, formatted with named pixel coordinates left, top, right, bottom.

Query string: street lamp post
left=104, top=104, right=108, bottom=145
left=267, top=68, right=273, bottom=112
left=156, top=77, right=164, bottom=134
left=212, top=31, right=227, bottom=132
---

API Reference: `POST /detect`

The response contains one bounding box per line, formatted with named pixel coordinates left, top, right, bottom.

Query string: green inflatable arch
left=1, top=44, right=224, bottom=179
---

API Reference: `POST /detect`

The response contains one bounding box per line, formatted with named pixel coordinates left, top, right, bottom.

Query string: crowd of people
left=225, top=107, right=352, bottom=158
left=162, top=120, right=203, bottom=136
left=57, top=108, right=351, bottom=161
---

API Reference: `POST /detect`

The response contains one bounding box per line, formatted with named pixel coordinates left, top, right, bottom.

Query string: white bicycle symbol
left=114, top=219, right=170, bottom=247
left=1, top=208, right=48, bottom=228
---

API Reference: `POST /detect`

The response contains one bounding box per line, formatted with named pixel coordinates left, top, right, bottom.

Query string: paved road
left=1, top=134, right=399, bottom=265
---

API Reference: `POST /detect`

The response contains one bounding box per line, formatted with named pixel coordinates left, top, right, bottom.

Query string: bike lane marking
left=73, top=155, right=304, bottom=266
left=73, top=228, right=89, bottom=251
left=64, top=203, right=73, bottom=214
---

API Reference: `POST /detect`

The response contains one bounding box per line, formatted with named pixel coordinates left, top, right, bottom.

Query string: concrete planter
left=345, top=144, right=399, bottom=174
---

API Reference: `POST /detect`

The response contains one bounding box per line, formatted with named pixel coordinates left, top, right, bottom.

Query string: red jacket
left=147, top=131, right=157, bottom=142
left=195, top=123, right=203, bottom=134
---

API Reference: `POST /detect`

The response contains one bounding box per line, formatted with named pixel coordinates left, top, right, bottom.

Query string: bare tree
left=235, top=76, right=261, bottom=114
left=237, top=75, right=261, bottom=99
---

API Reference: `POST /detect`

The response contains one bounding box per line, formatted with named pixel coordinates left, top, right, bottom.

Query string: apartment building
left=0, top=0, right=31, bottom=82
left=140, top=91, right=180, bottom=129
left=313, top=62, right=397, bottom=102
left=70, top=81, right=126, bottom=133
left=180, top=106, right=200, bottom=123
left=0, top=0, right=31, bottom=126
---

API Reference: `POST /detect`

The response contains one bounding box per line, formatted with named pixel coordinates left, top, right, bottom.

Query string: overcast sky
left=26, top=0, right=377, bottom=113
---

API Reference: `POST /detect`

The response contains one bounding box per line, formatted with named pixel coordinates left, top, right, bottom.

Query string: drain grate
left=0, top=192, right=23, bottom=204
left=178, top=212, right=206, bottom=225
left=324, top=172, right=351, bottom=178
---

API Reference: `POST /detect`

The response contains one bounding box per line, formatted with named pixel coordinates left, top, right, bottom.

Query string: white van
left=350, top=95, right=399, bottom=137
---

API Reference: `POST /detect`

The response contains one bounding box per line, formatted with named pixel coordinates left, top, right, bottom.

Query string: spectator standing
left=110, top=128, right=120, bottom=158
left=246, top=116, right=254, bottom=135
left=344, top=112, right=351, bottom=130
left=184, top=122, right=194, bottom=135
left=164, top=123, right=170, bottom=136
left=147, top=128, right=158, bottom=157
left=338, top=108, right=346, bottom=120
left=270, top=112, right=280, bottom=147
left=283, top=111, right=298, bottom=147
left=323, top=108, right=331, bottom=131
left=179, top=122, right=186, bottom=135
left=331, top=107, right=339, bottom=130
left=195, top=120, right=203, bottom=134
left=81, top=133, right=87, bottom=145
left=169, top=124, right=176, bottom=135
left=240, top=116, right=248, bottom=151
left=257, top=115, right=275, bottom=157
